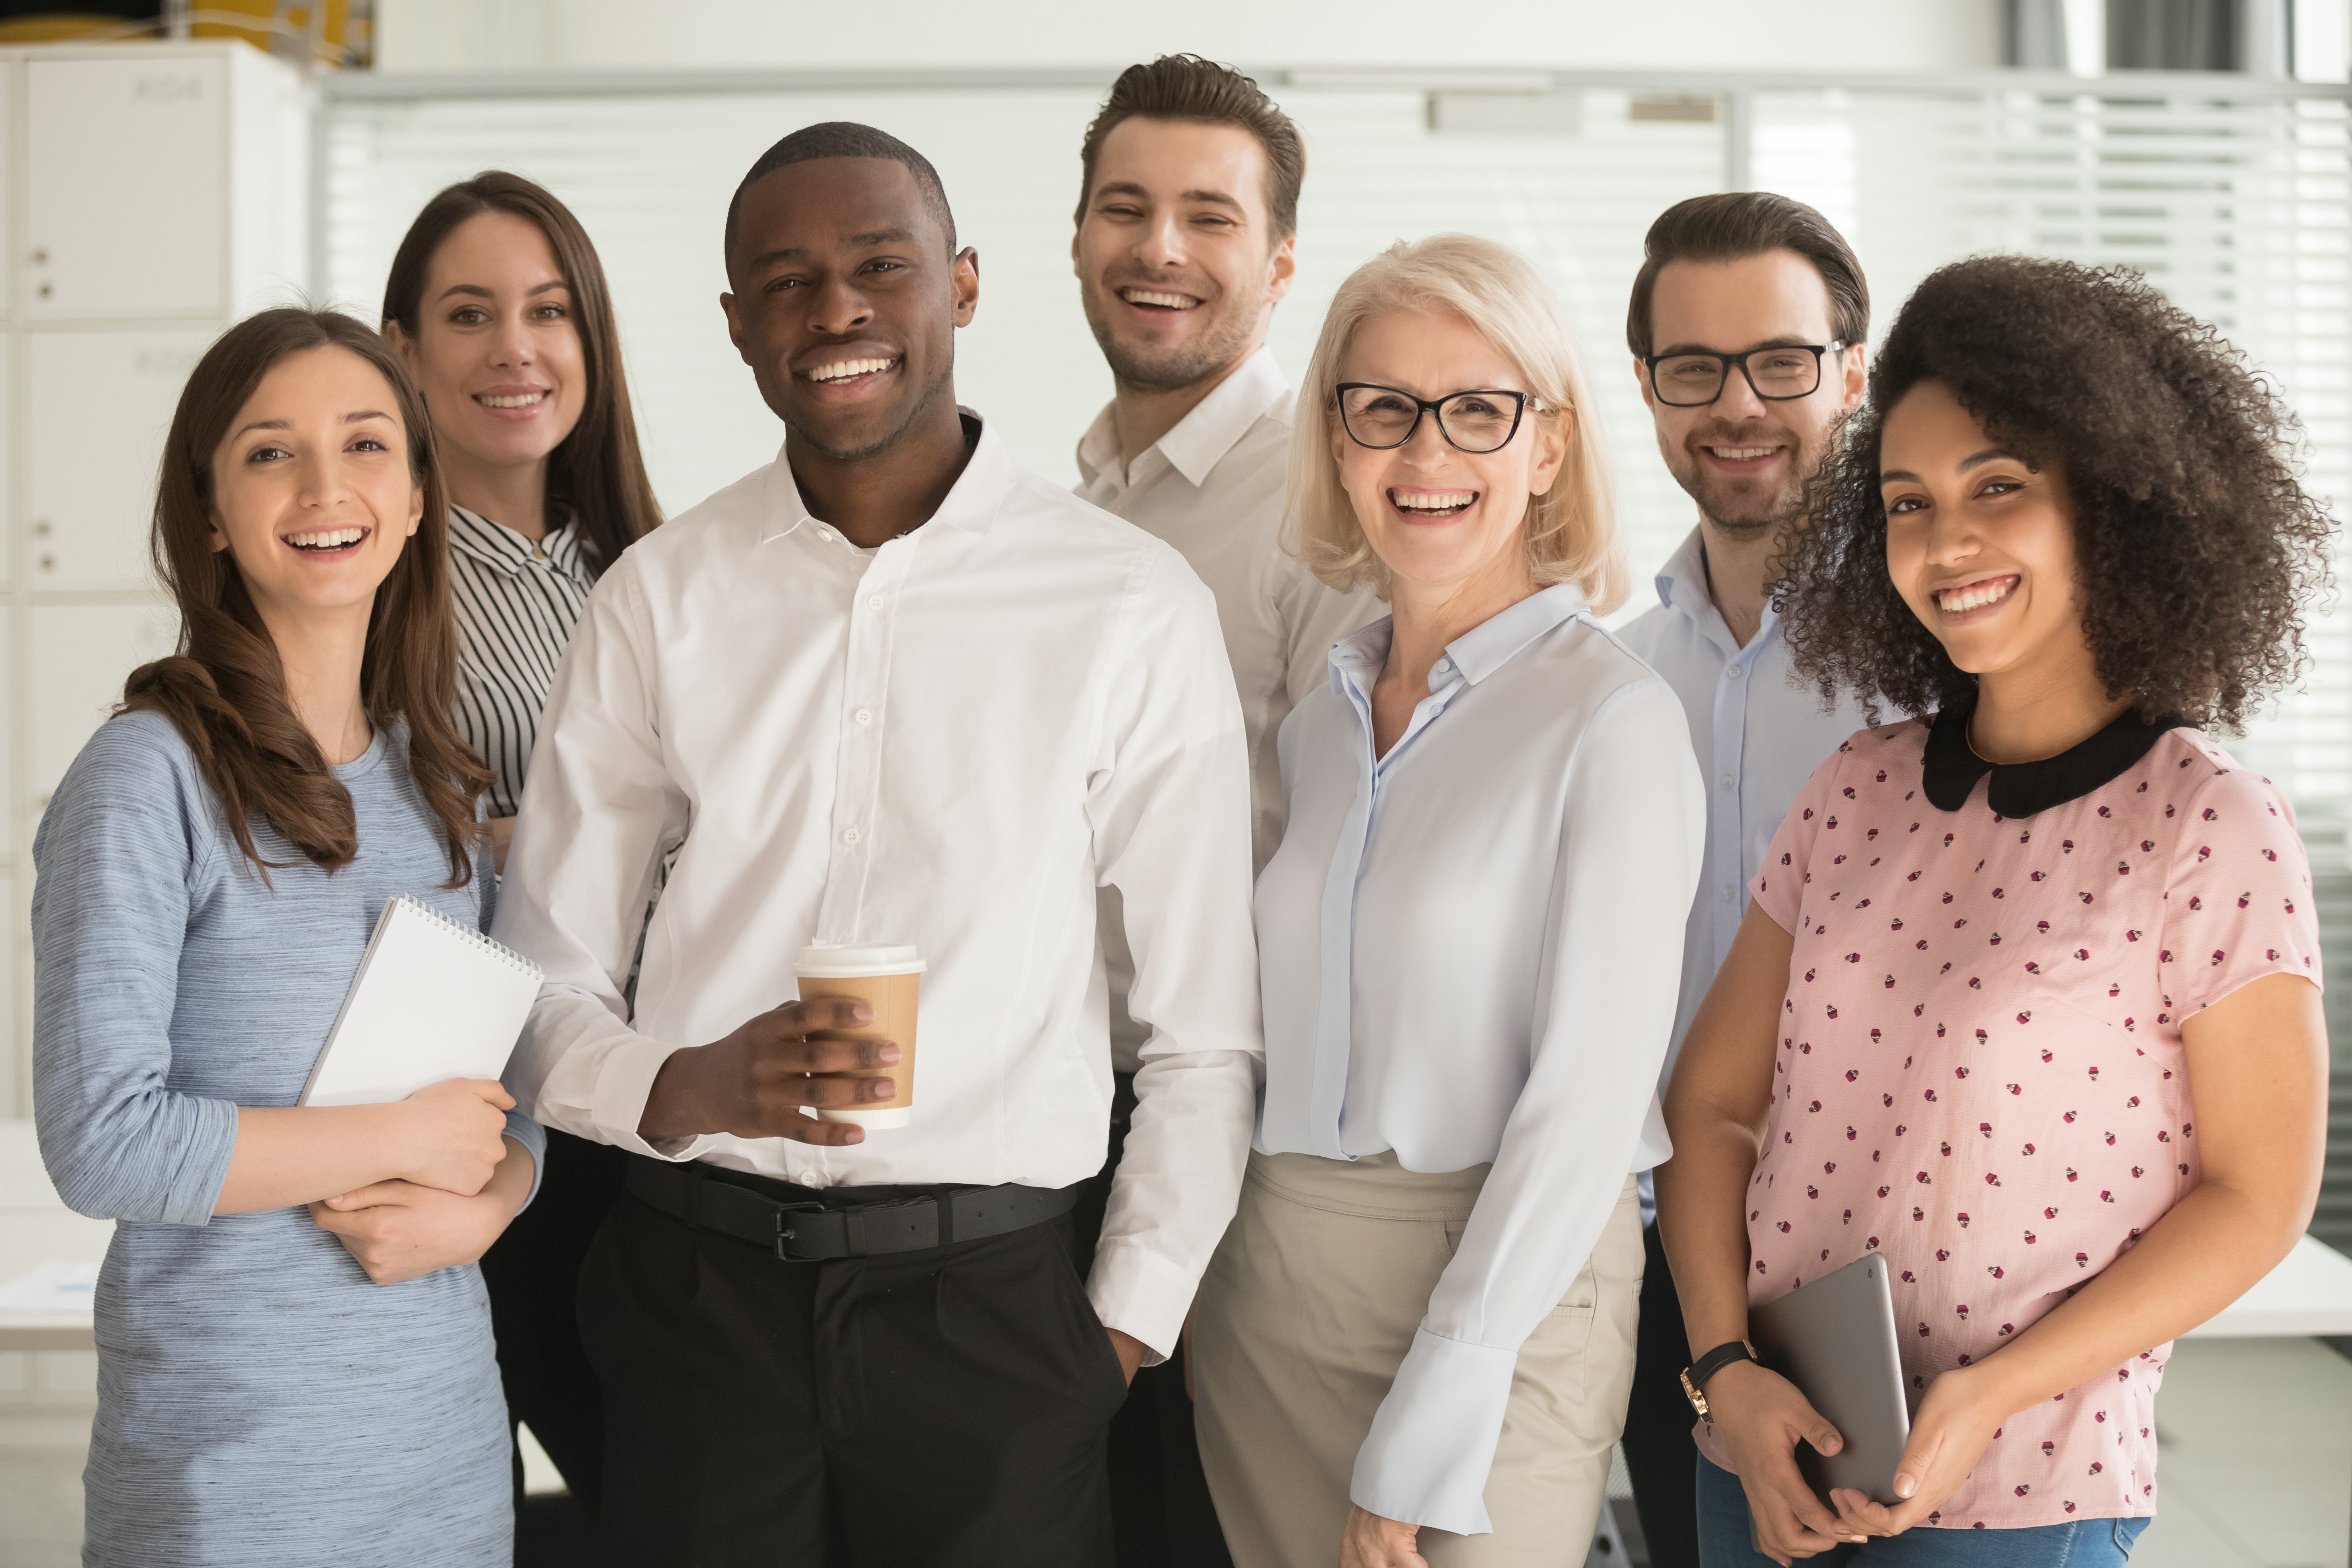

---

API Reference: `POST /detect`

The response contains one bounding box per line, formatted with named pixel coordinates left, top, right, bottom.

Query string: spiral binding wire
left=391, top=893, right=542, bottom=979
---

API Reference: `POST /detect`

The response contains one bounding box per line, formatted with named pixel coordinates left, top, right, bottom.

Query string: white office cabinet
left=27, top=601, right=173, bottom=814
left=26, top=58, right=224, bottom=320
left=25, top=50, right=306, bottom=322
left=25, top=331, right=209, bottom=592
left=0, top=43, right=311, bottom=1114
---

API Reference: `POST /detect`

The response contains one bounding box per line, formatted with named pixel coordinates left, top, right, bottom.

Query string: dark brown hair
left=1625, top=191, right=1870, bottom=357
left=1777, top=255, right=2333, bottom=731
left=124, top=307, right=490, bottom=883
left=1076, top=55, right=1304, bottom=239
left=381, top=171, right=661, bottom=571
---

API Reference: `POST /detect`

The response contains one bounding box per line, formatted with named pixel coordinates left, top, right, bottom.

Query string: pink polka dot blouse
left=1692, top=712, right=2321, bottom=1529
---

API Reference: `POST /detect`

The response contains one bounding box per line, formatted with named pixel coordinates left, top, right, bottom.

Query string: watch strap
left=1679, top=1339, right=1758, bottom=1419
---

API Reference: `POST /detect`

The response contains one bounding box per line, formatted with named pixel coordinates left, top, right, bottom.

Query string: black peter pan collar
left=1922, top=694, right=2189, bottom=817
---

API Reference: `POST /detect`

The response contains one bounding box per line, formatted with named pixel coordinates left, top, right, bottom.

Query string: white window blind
left=323, top=70, right=2351, bottom=1236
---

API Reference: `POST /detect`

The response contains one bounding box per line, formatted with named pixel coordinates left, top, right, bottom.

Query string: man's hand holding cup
left=638, top=997, right=900, bottom=1147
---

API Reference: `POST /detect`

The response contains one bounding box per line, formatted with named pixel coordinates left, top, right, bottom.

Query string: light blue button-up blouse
left=1254, top=582, right=1704, bottom=1534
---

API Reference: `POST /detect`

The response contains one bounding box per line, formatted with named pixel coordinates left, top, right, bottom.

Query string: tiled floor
left=0, top=1337, right=2346, bottom=1565
left=2134, top=1337, right=2352, bottom=1568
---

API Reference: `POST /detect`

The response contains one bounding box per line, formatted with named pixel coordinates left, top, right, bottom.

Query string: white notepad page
left=297, top=893, right=544, bottom=1108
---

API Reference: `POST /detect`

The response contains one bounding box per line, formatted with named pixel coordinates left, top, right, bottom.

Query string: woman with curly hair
left=1657, top=254, right=2331, bottom=1566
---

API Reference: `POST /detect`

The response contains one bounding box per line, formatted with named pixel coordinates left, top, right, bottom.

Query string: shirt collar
left=1072, top=346, right=1290, bottom=492
left=1922, top=693, right=2190, bottom=816
left=1653, top=525, right=1709, bottom=614
left=449, top=503, right=585, bottom=579
left=760, top=410, right=1005, bottom=545
left=1328, top=581, right=1590, bottom=691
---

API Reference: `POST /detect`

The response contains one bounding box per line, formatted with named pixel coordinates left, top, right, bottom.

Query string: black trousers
left=480, top=1126, right=629, bottom=1513
left=581, top=1169, right=1123, bottom=1568
left=1070, top=1075, right=1234, bottom=1568
left=1623, top=1218, right=1703, bottom=1568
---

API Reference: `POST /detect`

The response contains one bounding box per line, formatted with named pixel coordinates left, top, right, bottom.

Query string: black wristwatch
left=1679, top=1339, right=1758, bottom=1420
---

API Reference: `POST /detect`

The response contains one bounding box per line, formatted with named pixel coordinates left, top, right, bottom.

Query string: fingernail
left=865, top=1078, right=896, bottom=1100
left=851, top=1002, right=873, bottom=1022
left=878, top=1044, right=901, bottom=1063
left=1894, top=1475, right=1917, bottom=1499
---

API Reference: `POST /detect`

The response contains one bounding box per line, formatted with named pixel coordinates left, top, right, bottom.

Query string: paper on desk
left=0, top=1261, right=98, bottom=1312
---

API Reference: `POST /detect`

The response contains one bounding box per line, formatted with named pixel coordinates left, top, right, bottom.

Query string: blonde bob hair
left=1285, top=233, right=1626, bottom=612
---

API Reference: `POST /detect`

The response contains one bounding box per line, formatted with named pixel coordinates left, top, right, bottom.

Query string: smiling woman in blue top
left=31, top=307, right=544, bottom=1568
left=1189, top=234, right=1703, bottom=1568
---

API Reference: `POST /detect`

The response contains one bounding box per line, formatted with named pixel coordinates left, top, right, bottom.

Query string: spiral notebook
left=297, top=893, right=544, bottom=1108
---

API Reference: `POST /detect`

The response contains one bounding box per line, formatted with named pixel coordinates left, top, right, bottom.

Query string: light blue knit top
left=32, top=709, right=543, bottom=1568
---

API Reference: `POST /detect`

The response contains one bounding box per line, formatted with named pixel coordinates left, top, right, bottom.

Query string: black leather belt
left=626, top=1156, right=1080, bottom=1262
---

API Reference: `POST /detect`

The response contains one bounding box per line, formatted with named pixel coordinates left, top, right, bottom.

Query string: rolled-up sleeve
left=494, top=557, right=711, bottom=1162
left=1085, top=546, right=1265, bottom=1361
left=1350, top=679, right=1703, bottom=1532
left=32, top=719, right=238, bottom=1225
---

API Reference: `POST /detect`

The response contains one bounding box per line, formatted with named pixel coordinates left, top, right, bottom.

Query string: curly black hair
left=1775, top=255, right=2334, bottom=731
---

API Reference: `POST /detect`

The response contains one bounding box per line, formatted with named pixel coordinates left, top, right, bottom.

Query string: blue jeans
left=1697, top=1458, right=2149, bottom=1566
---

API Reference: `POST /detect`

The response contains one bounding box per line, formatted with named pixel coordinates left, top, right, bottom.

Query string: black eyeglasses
left=1642, top=341, right=1848, bottom=407
left=1335, top=383, right=1537, bottom=454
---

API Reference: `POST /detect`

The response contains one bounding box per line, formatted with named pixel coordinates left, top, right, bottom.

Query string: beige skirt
left=1192, top=1150, right=1643, bottom=1568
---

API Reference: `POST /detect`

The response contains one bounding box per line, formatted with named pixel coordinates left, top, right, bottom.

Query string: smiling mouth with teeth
left=1705, top=445, right=1783, bottom=461
left=475, top=392, right=546, bottom=409
left=1121, top=288, right=1199, bottom=312
left=805, top=357, right=897, bottom=384
left=285, top=526, right=369, bottom=552
left=1934, top=574, right=2019, bottom=613
left=1391, top=489, right=1478, bottom=518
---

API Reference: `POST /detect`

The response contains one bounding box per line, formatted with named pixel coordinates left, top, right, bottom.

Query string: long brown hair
left=380, top=171, right=661, bottom=569
left=123, top=307, right=490, bottom=884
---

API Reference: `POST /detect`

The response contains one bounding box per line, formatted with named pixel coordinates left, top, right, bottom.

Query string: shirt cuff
left=500, top=1111, right=548, bottom=1211
left=164, top=1095, right=244, bottom=1227
left=589, top=1036, right=721, bottom=1163
left=1349, top=1326, right=1517, bottom=1535
left=1085, top=1237, right=1195, bottom=1365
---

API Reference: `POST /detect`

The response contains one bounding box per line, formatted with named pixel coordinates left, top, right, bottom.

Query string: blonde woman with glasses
left=1191, top=234, right=1702, bottom=1568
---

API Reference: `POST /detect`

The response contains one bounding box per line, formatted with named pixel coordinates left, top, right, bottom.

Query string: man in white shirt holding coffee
left=497, top=121, right=1262, bottom=1568
left=1067, top=58, right=1377, bottom=1568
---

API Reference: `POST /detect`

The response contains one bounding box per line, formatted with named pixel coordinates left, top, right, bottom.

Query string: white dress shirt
left=1075, top=347, right=1382, bottom=871
left=1615, top=527, right=1877, bottom=1079
left=1254, top=584, right=1702, bottom=1534
left=494, top=417, right=1263, bottom=1359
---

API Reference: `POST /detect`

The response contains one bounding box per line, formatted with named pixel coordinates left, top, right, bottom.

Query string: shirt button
left=1719, top=773, right=1736, bottom=791
left=1721, top=884, right=1737, bottom=902
left=854, top=708, right=873, bottom=726
left=843, top=827, right=862, bottom=846
left=867, top=595, right=885, bottom=612
left=1726, top=664, right=1745, bottom=679
left=1434, top=657, right=1452, bottom=674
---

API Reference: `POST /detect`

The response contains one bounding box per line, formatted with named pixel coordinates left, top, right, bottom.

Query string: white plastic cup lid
left=794, top=942, right=926, bottom=978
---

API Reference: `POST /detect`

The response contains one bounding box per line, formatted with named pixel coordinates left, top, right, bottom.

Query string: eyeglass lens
left=1651, top=349, right=1822, bottom=406
left=1339, top=386, right=1521, bottom=453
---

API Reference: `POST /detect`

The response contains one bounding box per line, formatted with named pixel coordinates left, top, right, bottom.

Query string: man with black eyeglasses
left=1614, top=192, right=1880, bottom=1568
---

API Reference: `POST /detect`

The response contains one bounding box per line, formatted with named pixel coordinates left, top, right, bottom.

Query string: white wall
left=374, top=0, right=2006, bottom=76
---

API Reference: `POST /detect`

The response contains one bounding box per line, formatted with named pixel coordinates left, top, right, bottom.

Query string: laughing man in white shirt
left=1610, top=192, right=1875, bottom=1568
left=1066, top=58, right=1378, bottom=1568
left=496, top=122, right=1262, bottom=1568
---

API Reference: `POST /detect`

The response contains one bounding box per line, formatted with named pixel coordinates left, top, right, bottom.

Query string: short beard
left=1666, top=431, right=1812, bottom=544
left=1083, top=279, right=1263, bottom=394
left=1698, top=505, right=1787, bottom=543
left=790, top=360, right=955, bottom=465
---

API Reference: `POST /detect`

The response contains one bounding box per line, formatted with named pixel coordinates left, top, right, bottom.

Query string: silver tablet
left=1747, top=1252, right=1914, bottom=1506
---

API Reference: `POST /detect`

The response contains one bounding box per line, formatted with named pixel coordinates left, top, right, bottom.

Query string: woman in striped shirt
left=384, top=171, right=661, bottom=1533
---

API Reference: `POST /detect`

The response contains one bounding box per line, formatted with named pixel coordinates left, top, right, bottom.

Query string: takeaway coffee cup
left=794, top=943, right=925, bottom=1130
